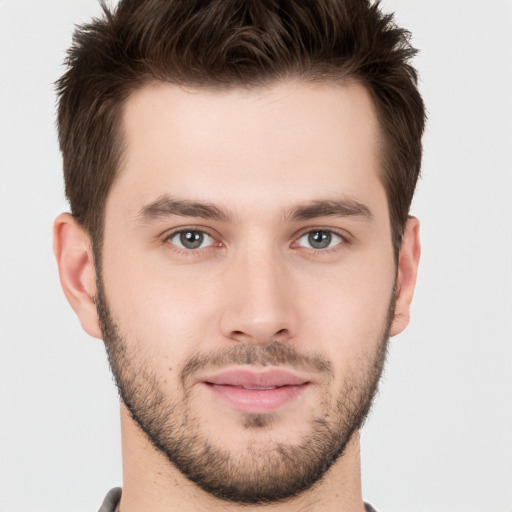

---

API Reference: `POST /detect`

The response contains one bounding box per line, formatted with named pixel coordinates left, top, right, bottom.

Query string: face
left=97, top=81, right=398, bottom=503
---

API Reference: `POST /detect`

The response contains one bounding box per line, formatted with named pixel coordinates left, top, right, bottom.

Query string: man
left=53, top=0, right=424, bottom=510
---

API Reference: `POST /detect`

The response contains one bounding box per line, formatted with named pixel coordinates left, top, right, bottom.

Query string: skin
left=54, top=80, right=420, bottom=511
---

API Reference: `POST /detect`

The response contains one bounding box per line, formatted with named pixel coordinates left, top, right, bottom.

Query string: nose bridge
left=220, top=240, right=297, bottom=344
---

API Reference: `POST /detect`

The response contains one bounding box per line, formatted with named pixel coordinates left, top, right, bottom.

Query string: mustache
left=180, top=342, right=333, bottom=385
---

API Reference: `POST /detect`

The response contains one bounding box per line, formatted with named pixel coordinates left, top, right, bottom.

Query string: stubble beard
left=95, top=274, right=394, bottom=505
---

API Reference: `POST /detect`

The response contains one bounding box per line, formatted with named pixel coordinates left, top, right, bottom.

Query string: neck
left=118, top=404, right=365, bottom=512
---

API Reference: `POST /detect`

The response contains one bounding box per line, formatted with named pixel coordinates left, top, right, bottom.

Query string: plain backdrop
left=0, top=1, right=511, bottom=511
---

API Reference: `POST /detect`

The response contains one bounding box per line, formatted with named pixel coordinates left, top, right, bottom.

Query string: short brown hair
left=56, top=0, right=425, bottom=257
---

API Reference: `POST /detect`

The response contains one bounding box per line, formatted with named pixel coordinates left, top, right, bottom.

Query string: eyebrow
left=286, top=198, right=373, bottom=222
left=137, top=195, right=232, bottom=223
left=136, top=194, right=373, bottom=224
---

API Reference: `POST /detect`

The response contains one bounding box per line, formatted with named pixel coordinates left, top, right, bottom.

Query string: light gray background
left=1, top=1, right=511, bottom=511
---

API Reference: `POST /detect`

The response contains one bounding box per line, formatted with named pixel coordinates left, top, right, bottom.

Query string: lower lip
left=203, top=383, right=310, bottom=413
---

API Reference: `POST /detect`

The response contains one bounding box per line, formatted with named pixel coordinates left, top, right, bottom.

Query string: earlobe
left=53, top=213, right=102, bottom=339
left=390, top=216, right=421, bottom=337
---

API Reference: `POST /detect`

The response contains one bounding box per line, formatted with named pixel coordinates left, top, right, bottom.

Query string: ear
left=390, top=216, right=421, bottom=337
left=53, top=213, right=102, bottom=339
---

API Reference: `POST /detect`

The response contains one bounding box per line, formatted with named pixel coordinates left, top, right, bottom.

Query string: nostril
left=229, top=330, right=253, bottom=343
left=273, top=329, right=290, bottom=342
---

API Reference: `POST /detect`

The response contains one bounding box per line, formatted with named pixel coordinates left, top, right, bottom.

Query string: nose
left=219, top=246, right=298, bottom=345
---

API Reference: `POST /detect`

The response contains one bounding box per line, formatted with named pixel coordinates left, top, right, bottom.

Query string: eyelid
left=160, top=225, right=351, bottom=253
left=290, top=227, right=351, bottom=251
left=162, top=226, right=223, bottom=250
left=162, top=224, right=219, bottom=239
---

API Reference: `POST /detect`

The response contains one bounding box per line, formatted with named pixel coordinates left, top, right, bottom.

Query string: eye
left=167, top=230, right=215, bottom=250
left=296, top=230, right=344, bottom=250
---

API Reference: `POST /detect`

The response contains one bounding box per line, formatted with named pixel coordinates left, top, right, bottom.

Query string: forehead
left=111, top=80, right=385, bottom=221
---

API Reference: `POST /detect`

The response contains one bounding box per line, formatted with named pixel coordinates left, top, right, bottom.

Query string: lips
left=199, top=368, right=311, bottom=413
left=203, top=368, right=309, bottom=387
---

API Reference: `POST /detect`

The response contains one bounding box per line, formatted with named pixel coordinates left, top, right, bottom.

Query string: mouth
left=199, top=368, right=312, bottom=414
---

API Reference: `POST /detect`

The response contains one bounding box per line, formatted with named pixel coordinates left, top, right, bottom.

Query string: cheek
left=294, top=256, right=395, bottom=358
left=101, top=244, right=223, bottom=359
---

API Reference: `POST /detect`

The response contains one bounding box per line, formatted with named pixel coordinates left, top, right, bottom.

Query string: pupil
left=180, top=231, right=203, bottom=249
left=309, top=231, right=331, bottom=249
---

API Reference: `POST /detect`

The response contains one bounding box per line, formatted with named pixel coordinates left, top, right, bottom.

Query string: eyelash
left=292, top=228, right=348, bottom=254
left=163, top=227, right=223, bottom=256
left=163, top=227, right=349, bottom=256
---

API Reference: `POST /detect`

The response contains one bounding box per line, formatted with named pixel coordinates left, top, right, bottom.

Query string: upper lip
left=198, top=368, right=311, bottom=388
